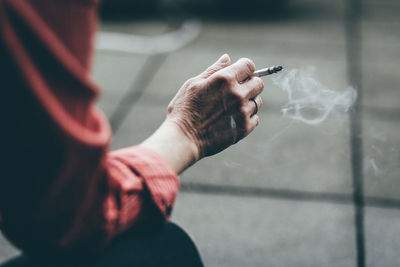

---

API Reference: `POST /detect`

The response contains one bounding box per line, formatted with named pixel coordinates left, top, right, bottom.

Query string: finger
left=245, top=114, right=260, bottom=136
left=250, top=95, right=263, bottom=117
left=199, top=54, right=231, bottom=79
left=243, top=96, right=261, bottom=118
left=226, top=58, right=256, bottom=82
left=241, top=76, right=264, bottom=99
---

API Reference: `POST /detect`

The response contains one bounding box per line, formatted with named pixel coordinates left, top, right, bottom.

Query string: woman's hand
left=167, top=54, right=264, bottom=158
left=140, top=54, right=264, bottom=174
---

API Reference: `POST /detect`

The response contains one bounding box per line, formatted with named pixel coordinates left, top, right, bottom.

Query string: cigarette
left=253, top=66, right=283, bottom=77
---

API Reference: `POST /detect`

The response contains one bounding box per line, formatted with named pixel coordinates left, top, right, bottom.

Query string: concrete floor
left=1, top=0, right=400, bottom=266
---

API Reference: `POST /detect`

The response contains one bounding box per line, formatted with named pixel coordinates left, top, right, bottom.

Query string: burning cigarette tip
left=253, top=65, right=284, bottom=77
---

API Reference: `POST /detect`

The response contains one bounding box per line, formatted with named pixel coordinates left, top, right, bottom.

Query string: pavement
left=1, top=0, right=400, bottom=266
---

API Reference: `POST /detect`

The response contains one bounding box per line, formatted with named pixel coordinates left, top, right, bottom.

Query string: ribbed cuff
left=110, top=146, right=179, bottom=219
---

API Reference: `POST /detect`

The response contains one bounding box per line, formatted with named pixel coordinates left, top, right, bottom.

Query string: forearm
left=139, top=119, right=199, bottom=175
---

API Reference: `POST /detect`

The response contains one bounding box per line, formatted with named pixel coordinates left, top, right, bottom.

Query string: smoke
left=272, top=67, right=357, bottom=125
left=364, top=156, right=382, bottom=177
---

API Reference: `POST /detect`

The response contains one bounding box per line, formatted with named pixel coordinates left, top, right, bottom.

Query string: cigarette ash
left=272, top=67, right=357, bottom=125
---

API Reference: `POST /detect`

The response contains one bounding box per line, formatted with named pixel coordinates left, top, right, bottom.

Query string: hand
left=140, top=54, right=264, bottom=174
left=166, top=54, right=264, bottom=159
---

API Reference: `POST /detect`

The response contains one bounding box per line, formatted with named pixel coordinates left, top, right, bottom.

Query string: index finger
left=225, top=58, right=256, bottom=82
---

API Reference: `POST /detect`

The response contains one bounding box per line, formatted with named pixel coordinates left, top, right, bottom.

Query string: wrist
left=139, top=119, right=200, bottom=174
left=163, top=118, right=200, bottom=162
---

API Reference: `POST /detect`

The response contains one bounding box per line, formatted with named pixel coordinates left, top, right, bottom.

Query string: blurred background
left=1, top=0, right=400, bottom=266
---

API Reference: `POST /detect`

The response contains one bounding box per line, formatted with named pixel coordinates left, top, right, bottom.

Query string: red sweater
left=0, top=0, right=179, bottom=254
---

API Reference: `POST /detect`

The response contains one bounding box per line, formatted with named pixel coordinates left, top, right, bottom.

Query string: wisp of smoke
left=272, top=67, right=357, bottom=125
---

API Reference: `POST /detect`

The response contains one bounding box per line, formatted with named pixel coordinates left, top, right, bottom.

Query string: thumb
left=199, top=54, right=231, bottom=79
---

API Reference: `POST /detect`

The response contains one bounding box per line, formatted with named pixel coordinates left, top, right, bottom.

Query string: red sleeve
left=0, top=0, right=179, bottom=254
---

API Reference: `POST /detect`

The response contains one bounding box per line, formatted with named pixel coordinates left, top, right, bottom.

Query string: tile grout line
left=180, top=182, right=400, bottom=210
left=345, top=0, right=366, bottom=266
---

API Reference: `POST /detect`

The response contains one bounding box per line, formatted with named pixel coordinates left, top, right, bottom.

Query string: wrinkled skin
left=166, top=54, right=264, bottom=159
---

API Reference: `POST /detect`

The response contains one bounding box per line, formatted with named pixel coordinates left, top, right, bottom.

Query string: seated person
left=0, top=0, right=263, bottom=266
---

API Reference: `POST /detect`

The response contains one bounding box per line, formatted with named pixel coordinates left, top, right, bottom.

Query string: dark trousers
left=1, top=222, right=204, bottom=267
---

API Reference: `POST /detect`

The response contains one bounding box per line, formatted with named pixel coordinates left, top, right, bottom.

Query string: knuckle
left=213, top=72, right=235, bottom=87
left=187, top=79, right=203, bottom=92
left=239, top=58, right=256, bottom=73
left=185, top=77, right=197, bottom=85
left=254, top=77, right=264, bottom=88
left=240, top=104, right=249, bottom=115
left=183, top=77, right=198, bottom=89
left=224, top=72, right=236, bottom=83
left=231, top=88, right=245, bottom=100
left=206, top=65, right=219, bottom=74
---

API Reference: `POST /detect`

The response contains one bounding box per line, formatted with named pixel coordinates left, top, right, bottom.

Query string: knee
left=164, top=222, right=197, bottom=254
